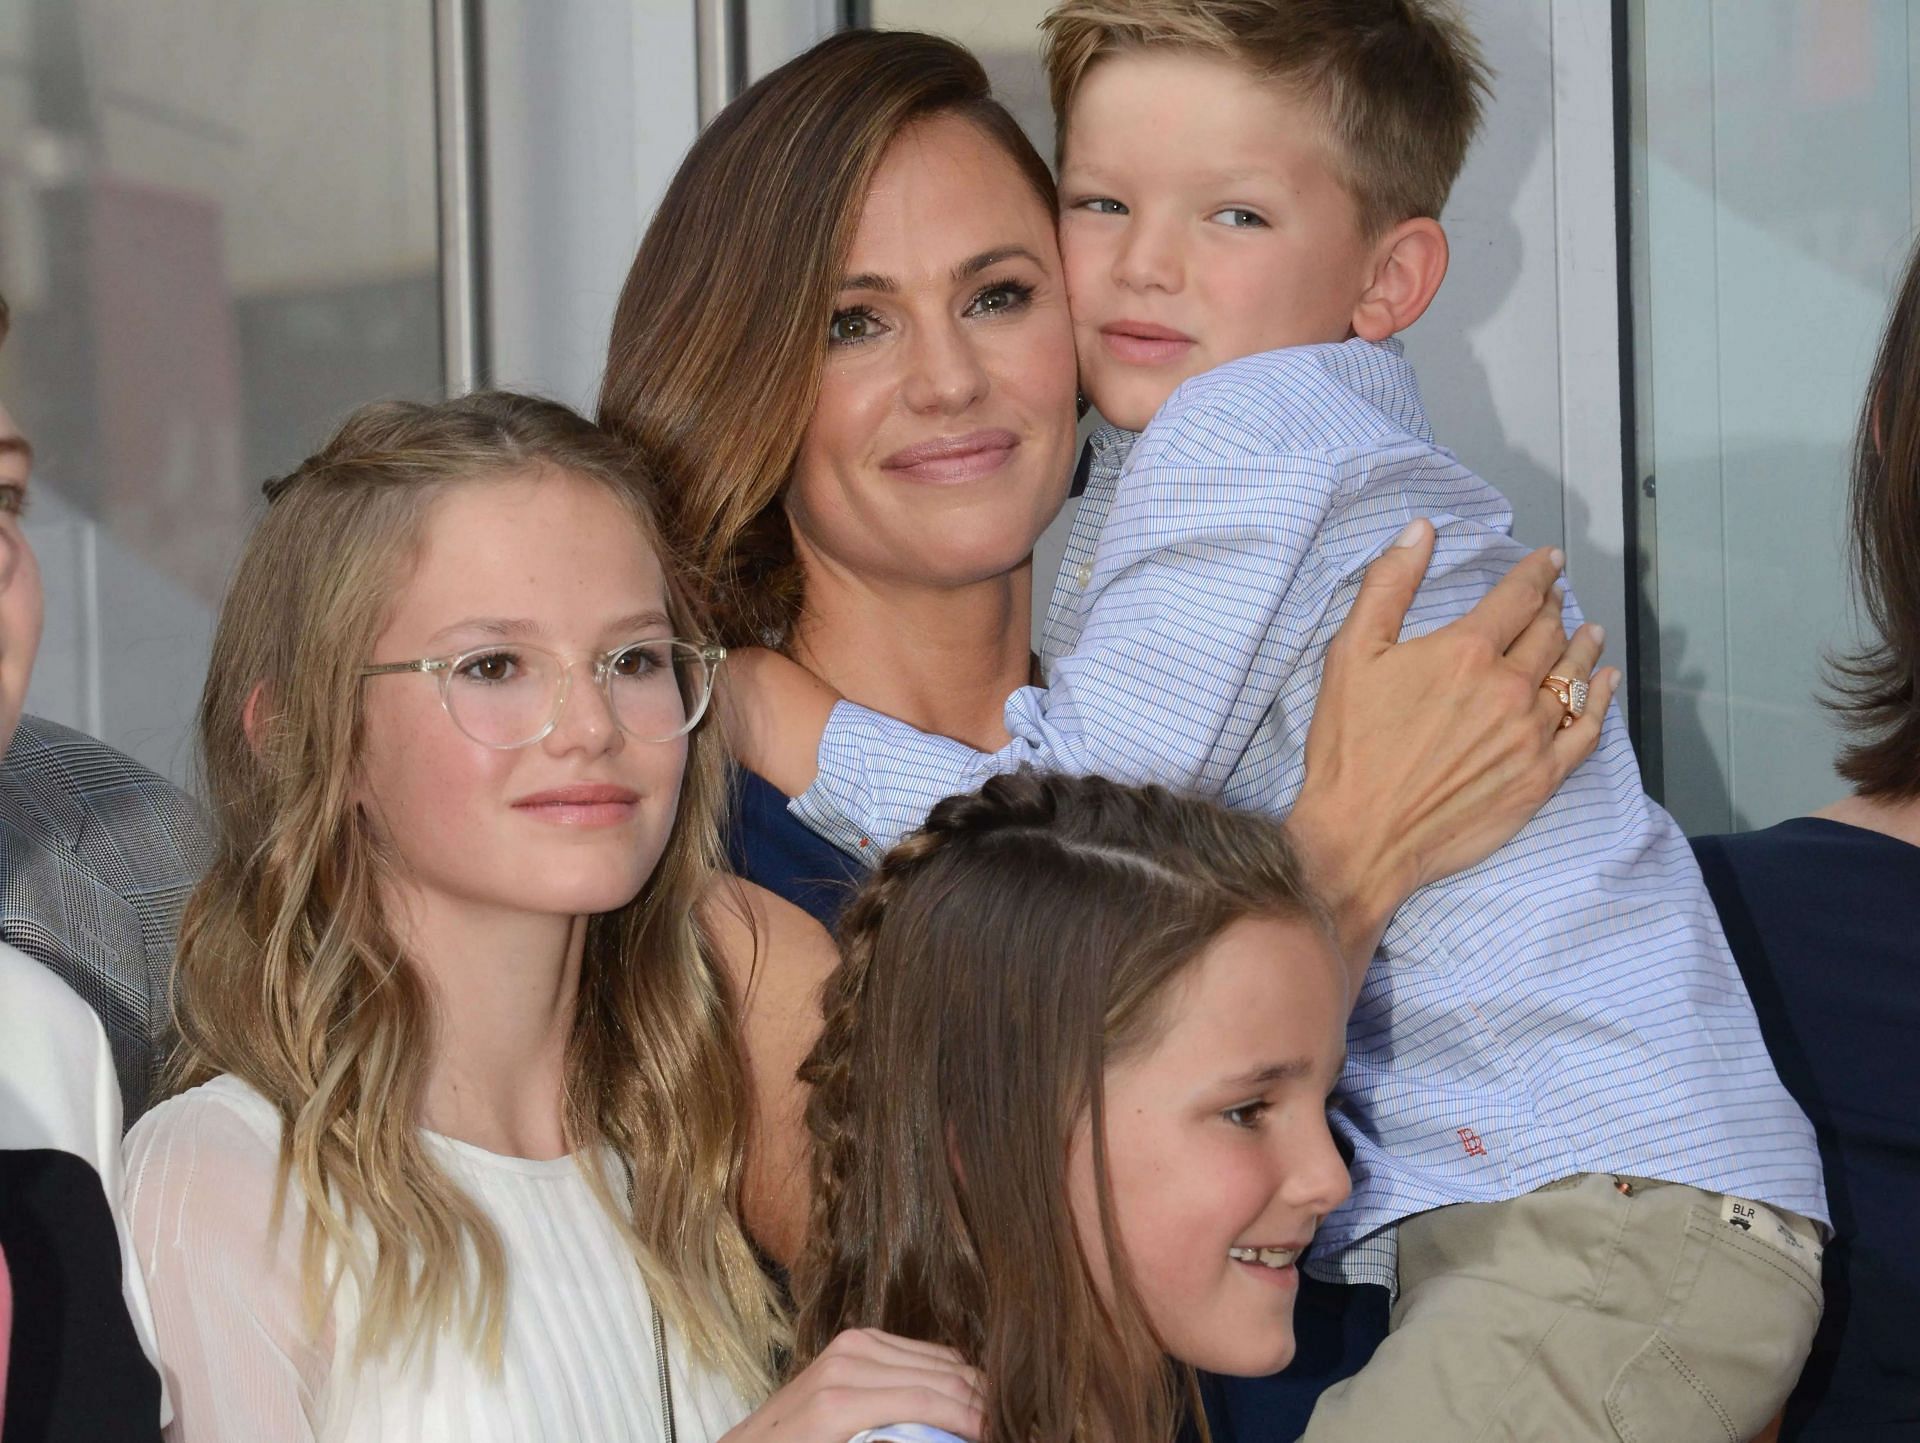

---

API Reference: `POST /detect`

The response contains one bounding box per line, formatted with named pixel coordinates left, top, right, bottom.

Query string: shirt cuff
left=787, top=699, right=889, bottom=863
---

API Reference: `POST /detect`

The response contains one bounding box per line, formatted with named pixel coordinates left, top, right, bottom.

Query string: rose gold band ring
left=1541, top=673, right=1591, bottom=730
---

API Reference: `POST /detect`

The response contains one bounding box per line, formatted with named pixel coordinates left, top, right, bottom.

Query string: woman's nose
left=900, top=319, right=990, bottom=415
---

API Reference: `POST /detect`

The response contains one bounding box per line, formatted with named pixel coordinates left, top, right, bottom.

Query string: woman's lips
left=1099, top=320, right=1197, bottom=367
left=880, top=428, right=1020, bottom=484
left=512, top=783, right=639, bottom=827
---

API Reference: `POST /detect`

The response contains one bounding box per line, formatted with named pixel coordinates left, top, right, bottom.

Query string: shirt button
left=1075, top=561, right=1094, bottom=588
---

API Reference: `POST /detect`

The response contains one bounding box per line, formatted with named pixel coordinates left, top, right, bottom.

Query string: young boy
left=757, top=4, right=1827, bottom=1437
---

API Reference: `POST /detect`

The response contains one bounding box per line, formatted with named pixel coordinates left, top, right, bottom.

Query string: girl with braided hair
left=796, top=770, right=1353, bottom=1443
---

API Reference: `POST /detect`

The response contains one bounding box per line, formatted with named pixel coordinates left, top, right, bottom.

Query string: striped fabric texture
left=0, top=715, right=209, bottom=1123
left=793, top=338, right=1826, bottom=1286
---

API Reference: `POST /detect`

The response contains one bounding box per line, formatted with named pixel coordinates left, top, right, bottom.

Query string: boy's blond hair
left=1042, top=0, right=1491, bottom=237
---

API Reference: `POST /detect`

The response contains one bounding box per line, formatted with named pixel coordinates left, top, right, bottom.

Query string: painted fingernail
left=1589, top=624, right=1606, bottom=647
left=1392, top=519, right=1425, bottom=548
left=1549, top=547, right=1566, bottom=570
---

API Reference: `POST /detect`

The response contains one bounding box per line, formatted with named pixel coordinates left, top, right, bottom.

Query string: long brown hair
left=173, top=392, right=784, bottom=1386
left=597, top=29, right=1056, bottom=648
left=793, top=771, right=1329, bottom=1443
left=1829, top=233, right=1920, bottom=799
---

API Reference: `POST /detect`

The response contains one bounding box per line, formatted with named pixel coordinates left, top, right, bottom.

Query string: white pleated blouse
left=123, top=1075, right=753, bottom=1443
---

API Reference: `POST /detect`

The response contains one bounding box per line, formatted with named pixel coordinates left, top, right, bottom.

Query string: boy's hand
left=1289, top=518, right=1620, bottom=994
left=721, top=647, right=843, bottom=798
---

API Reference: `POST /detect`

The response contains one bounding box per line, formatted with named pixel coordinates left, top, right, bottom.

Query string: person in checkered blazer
left=1, top=713, right=209, bottom=1124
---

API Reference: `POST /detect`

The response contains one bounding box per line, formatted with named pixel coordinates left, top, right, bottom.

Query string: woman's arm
left=123, top=1096, right=328, bottom=1442
left=701, top=877, right=840, bottom=1268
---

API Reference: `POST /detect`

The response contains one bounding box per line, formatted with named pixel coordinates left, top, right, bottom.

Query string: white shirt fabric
left=0, top=939, right=169, bottom=1419
left=123, top=1074, right=753, bottom=1442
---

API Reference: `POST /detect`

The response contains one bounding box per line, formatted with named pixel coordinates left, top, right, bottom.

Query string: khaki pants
left=1299, top=1174, right=1824, bottom=1443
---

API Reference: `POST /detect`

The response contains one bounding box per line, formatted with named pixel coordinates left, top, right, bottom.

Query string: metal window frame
left=696, top=0, right=749, bottom=128
left=434, top=0, right=489, bottom=396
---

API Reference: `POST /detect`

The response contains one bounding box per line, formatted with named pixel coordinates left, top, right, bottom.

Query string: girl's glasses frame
left=359, top=638, right=726, bottom=749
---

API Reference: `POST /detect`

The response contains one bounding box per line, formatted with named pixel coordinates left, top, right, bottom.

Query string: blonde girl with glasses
left=122, top=393, right=986, bottom=1442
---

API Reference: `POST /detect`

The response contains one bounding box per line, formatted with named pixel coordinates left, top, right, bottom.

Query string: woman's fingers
left=1547, top=666, right=1621, bottom=779
left=1456, top=543, right=1567, bottom=651
left=1531, top=623, right=1607, bottom=733
left=1339, top=518, right=1436, bottom=654
left=844, top=1329, right=971, bottom=1366
left=821, top=1330, right=985, bottom=1410
left=1505, top=587, right=1572, bottom=681
left=723, top=1329, right=988, bottom=1443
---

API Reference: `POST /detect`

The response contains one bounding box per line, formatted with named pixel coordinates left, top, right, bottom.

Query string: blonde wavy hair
left=171, top=391, right=784, bottom=1390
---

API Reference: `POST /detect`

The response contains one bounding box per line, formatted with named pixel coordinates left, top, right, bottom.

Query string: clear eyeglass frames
left=358, top=638, right=726, bottom=750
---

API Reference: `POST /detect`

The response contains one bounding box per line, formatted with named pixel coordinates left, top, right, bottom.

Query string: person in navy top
left=610, top=32, right=1614, bottom=1442
left=1689, top=230, right=1920, bottom=1441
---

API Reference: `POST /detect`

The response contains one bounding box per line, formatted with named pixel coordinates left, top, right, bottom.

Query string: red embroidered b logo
left=1456, top=1127, right=1487, bottom=1157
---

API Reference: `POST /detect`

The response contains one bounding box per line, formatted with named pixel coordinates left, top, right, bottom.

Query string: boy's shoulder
left=1137, top=338, right=1431, bottom=466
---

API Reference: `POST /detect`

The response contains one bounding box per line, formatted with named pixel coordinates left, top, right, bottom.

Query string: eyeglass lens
left=443, top=641, right=708, bottom=748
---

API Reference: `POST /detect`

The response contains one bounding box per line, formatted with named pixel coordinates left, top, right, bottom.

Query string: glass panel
left=867, top=1, right=1056, bottom=160
left=1627, top=0, right=1914, bottom=833
left=2, top=0, right=443, bottom=780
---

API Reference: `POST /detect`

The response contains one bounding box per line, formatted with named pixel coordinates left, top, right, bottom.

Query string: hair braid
left=790, top=772, right=1332, bottom=1441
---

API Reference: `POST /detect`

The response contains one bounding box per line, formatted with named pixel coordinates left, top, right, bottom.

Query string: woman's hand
left=1287, top=519, right=1621, bottom=990
left=721, top=1329, right=985, bottom=1443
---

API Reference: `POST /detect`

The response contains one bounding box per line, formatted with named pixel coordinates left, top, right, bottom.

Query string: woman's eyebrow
left=839, top=246, right=1043, bottom=296
left=951, top=246, right=1041, bottom=280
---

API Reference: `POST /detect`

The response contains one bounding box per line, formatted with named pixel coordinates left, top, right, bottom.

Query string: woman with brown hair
left=599, top=26, right=1611, bottom=1438
left=1690, top=233, right=1920, bottom=1439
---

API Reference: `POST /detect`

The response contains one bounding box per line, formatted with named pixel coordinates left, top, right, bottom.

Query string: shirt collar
left=1079, top=336, right=1431, bottom=464
left=1310, top=336, right=1432, bottom=442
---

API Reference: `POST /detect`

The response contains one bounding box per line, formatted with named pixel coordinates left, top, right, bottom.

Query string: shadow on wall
left=1408, top=4, right=1560, bottom=553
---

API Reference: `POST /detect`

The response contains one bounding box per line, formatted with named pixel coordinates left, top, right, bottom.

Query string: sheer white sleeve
left=123, top=1084, right=333, bottom=1442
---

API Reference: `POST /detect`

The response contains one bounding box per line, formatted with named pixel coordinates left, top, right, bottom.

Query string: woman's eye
left=1079, top=197, right=1128, bottom=216
left=828, top=308, right=882, bottom=346
left=0, top=485, right=26, bottom=519
left=966, top=281, right=1034, bottom=318
left=1211, top=207, right=1268, bottom=229
left=1223, top=1101, right=1271, bottom=1130
left=456, top=651, right=519, bottom=684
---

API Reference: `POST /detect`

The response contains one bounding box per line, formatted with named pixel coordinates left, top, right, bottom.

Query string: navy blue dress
left=726, top=766, right=1390, bottom=1440
left=1692, top=818, right=1920, bottom=1440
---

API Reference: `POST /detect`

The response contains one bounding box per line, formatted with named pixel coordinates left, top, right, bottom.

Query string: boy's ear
left=1351, top=217, right=1450, bottom=343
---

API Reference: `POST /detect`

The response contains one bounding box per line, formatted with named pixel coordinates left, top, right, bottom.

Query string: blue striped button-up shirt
left=792, top=338, right=1827, bottom=1284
